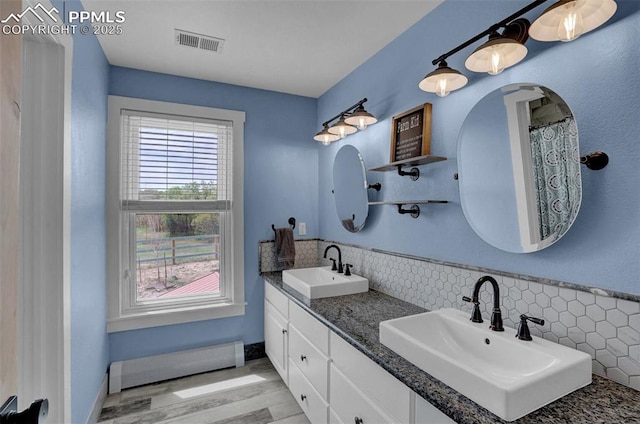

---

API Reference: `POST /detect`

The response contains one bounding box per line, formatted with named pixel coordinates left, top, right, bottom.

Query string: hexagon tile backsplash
left=310, top=240, right=640, bottom=392
left=258, top=239, right=318, bottom=272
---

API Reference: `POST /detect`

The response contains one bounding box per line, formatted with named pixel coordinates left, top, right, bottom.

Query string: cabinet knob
left=282, top=329, right=287, bottom=334
left=300, top=394, right=307, bottom=401
left=354, top=417, right=363, bottom=424
left=300, top=354, right=307, bottom=362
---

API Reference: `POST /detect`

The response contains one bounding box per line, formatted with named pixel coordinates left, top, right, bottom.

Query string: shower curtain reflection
left=529, top=117, right=581, bottom=242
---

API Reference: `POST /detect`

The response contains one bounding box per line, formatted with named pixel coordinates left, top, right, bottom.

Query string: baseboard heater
left=108, top=341, right=244, bottom=393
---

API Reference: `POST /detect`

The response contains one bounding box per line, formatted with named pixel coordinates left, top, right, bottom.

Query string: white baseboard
left=86, top=374, right=108, bottom=424
left=108, top=341, right=244, bottom=394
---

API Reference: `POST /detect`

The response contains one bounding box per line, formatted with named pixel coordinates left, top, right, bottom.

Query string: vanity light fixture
left=418, top=60, right=468, bottom=97
left=314, top=98, right=377, bottom=145
left=464, top=22, right=529, bottom=75
left=418, top=0, right=617, bottom=96
left=344, top=103, right=378, bottom=130
left=313, top=123, right=340, bottom=145
left=328, top=114, right=357, bottom=139
left=529, top=0, right=617, bottom=42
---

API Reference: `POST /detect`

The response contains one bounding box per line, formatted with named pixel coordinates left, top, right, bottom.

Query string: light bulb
left=357, top=117, right=367, bottom=131
left=338, top=127, right=347, bottom=139
left=557, top=3, right=584, bottom=41
left=436, top=78, right=450, bottom=97
left=321, top=137, right=331, bottom=146
left=489, top=50, right=504, bottom=75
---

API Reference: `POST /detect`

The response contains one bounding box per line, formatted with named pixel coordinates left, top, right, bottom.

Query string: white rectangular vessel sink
left=282, top=266, right=368, bottom=299
left=379, top=308, right=592, bottom=422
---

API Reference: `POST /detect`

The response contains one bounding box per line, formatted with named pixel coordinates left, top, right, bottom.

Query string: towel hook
left=580, top=151, right=608, bottom=170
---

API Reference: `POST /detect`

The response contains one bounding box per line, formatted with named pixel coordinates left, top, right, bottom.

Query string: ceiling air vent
left=175, top=29, right=225, bottom=53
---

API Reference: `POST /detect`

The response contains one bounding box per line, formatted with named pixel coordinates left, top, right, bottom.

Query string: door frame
left=18, top=0, right=72, bottom=421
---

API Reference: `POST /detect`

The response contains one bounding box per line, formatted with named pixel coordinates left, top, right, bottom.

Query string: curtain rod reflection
left=528, top=116, right=573, bottom=130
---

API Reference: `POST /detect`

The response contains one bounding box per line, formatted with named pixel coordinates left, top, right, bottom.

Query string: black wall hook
left=580, top=151, right=609, bottom=170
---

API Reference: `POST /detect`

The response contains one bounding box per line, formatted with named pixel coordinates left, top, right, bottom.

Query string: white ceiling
left=82, top=0, right=444, bottom=98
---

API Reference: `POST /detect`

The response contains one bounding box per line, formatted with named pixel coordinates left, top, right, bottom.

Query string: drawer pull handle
left=354, top=417, right=363, bottom=424
left=300, top=354, right=307, bottom=362
left=282, top=329, right=287, bottom=334
left=300, top=394, right=307, bottom=401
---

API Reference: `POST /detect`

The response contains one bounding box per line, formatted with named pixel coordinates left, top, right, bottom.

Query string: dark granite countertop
left=262, top=272, right=640, bottom=424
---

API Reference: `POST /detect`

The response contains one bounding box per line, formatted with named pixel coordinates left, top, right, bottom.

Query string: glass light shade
left=344, top=105, right=377, bottom=130
left=313, top=125, right=340, bottom=144
left=418, top=62, right=468, bottom=97
left=529, top=0, right=617, bottom=42
left=465, top=35, right=528, bottom=75
left=328, top=116, right=357, bottom=139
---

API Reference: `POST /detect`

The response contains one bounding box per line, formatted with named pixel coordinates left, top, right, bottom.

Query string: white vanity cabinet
left=330, top=332, right=410, bottom=424
left=264, top=282, right=455, bottom=424
left=288, top=301, right=330, bottom=424
left=264, top=283, right=289, bottom=384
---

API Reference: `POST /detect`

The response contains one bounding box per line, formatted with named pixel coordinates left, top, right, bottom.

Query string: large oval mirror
left=333, top=145, right=370, bottom=232
left=458, top=83, right=581, bottom=253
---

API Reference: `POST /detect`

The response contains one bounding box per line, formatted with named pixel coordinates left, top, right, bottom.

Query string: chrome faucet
left=463, top=275, right=504, bottom=332
left=323, top=244, right=343, bottom=273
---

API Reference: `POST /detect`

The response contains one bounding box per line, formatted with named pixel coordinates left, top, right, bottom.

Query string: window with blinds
left=119, top=111, right=234, bottom=304
left=121, top=112, right=232, bottom=209
left=107, top=96, right=245, bottom=331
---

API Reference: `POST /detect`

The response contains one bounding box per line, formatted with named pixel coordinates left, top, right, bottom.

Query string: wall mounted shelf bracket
left=369, top=200, right=448, bottom=219
left=397, top=204, right=421, bottom=218
left=398, top=166, right=420, bottom=181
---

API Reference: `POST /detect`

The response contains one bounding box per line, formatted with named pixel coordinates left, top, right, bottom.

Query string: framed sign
left=390, top=103, right=432, bottom=162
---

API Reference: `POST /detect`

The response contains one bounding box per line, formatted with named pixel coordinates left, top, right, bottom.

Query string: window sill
left=107, top=302, right=245, bottom=333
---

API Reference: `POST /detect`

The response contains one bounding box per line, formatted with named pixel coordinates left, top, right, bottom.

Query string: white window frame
left=106, top=96, right=245, bottom=332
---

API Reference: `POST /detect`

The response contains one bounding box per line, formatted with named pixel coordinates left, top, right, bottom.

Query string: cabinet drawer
left=265, top=282, right=289, bottom=318
left=330, top=364, right=396, bottom=424
left=330, top=332, right=410, bottom=423
left=289, top=358, right=328, bottom=424
left=289, top=324, right=329, bottom=398
left=290, top=301, right=329, bottom=355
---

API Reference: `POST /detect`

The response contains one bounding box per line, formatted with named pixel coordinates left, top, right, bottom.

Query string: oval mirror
left=333, top=145, right=370, bottom=232
left=458, top=83, right=581, bottom=253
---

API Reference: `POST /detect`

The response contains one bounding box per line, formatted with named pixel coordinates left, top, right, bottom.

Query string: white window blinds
left=120, top=111, right=233, bottom=211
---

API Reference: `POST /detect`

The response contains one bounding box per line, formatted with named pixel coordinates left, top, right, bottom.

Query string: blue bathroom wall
left=318, top=0, right=640, bottom=295
left=52, top=0, right=111, bottom=422
left=108, top=67, right=318, bottom=361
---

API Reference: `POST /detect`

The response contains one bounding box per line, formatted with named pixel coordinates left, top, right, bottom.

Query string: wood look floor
left=98, top=358, right=310, bottom=424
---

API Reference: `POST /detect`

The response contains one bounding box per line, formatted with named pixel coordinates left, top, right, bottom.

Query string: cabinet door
left=414, top=394, right=455, bottom=424
left=330, top=332, right=410, bottom=423
left=329, top=364, right=396, bottom=424
left=265, top=300, right=288, bottom=384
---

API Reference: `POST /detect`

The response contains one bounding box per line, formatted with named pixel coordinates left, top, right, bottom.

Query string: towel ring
left=272, top=217, right=296, bottom=232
